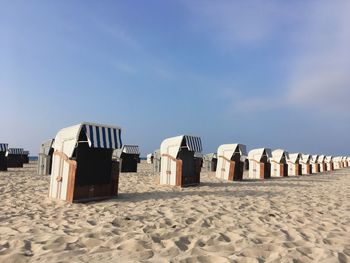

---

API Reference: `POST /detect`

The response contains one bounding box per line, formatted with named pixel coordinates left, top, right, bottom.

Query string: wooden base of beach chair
left=7, top=156, right=23, bottom=168
left=314, top=164, right=320, bottom=173
left=307, top=164, right=311, bottom=174
left=0, top=154, right=7, bottom=171
left=66, top=160, right=120, bottom=203
left=260, top=163, right=271, bottom=179
left=279, top=163, right=288, bottom=177
left=175, top=158, right=201, bottom=187
left=296, top=164, right=302, bottom=176
left=227, top=160, right=244, bottom=181
left=52, top=150, right=120, bottom=203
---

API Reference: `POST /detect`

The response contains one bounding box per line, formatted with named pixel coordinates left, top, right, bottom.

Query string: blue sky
left=1, top=0, right=349, bottom=156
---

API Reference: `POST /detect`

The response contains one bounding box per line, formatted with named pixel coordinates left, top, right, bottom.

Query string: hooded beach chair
left=203, top=153, right=217, bottom=172
left=160, top=135, right=202, bottom=187
left=146, top=153, right=153, bottom=164
left=38, top=139, right=54, bottom=175
left=333, top=157, right=342, bottom=169
left=342, top=156, right=348, bottom=168
left=287, top=153, right=302, bottom=176
left=317, top=155, right=326, bottom=172
left=270, top=149, right=289, bottom=177
left=114, top=145, right=140, bottom=173
left=300, top=154, right=312, bottom=175
left=216, top=144, right=247, bottom=181
left=310, top=155, right=320, bottom=173
left=248, top=148, right=272, bottom=179
left=7, top=148, right=24, bottom=168
left=153, top=149, right=161, bottom=173
left=49, top=122, right=122, bottom=203
left=325, top=156, right=333, bottom=171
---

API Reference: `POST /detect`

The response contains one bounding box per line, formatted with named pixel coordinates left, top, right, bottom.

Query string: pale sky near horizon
left=1, top=0, right=349, bottom=156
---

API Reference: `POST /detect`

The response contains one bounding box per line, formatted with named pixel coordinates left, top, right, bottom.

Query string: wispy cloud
left=218, top=87, right=286, bottom=113
left=93, top=20, right=141, bottom=50
left=111, top=61, right=137, bottom=74
left=186, top=1, right=350, bottom=116
left=91, top=18, right=177, bottom=79
left=151, top=66, right=175, bottom=79
left=184, top=0, right=289, bottom=48
left=233, top=97, right=284, bottom=112
left=286, top=1, right=350, bottom=113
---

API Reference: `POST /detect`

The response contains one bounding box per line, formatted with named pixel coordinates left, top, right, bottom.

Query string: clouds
left=93, top=20, right=142, bottom=50
left=184, top=0, right=297, bottom=49
left=1, top=1, right=350, bottom=155
left=185, top=0, right=350, bottom=116
left=286, top=1, right=350, bottom=114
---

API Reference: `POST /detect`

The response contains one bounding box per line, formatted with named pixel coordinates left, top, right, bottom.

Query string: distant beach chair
left=300, top=154, right=312, bottom=175
left=270, top=149, right=289, bottom=177
left=38, top=139, right=54, bottom=176
left=22, top=151, right=30, bottom=164
left=7, top=148, right=24, bottom=168
left=317, top=155, right=326, bottom=172
left=49, top=122, right=122, bottom=203
left=333, top=156, right=342, bottom=169
left=160, top=135, right=202, bottom=187
left=325, top=156, right=334, bottom=171
left=153, top=149, right=161, bottom=173
left=248, top=148, right=272, bottom=179
left=114, top=145, right=140, bottom=173
left=203, top=153, right=217, bottom=172
left=310, top=155, right=320, bottom=173
left=287, top=153, right=302, bottom=176
left=0, top=143, right=8, bottom=171
left=216, top=144, right=247, bottom=181
left=342, top=156, right=348, bottom=168
left=146, top=153, right=153, bottom=164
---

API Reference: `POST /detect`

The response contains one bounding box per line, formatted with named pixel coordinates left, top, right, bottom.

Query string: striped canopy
left=8, top=148, right=24, bottom=155
left=0, top=143, right=8, bottom=152
left=122, top=145, right=140, bottom=154
left=184, top=135, right=202, bottom=152
left=53, top=122, right=123, bottom=158
left=161, top=135, right=203, bottom=160
left=82, top=123, right=122, bottom=149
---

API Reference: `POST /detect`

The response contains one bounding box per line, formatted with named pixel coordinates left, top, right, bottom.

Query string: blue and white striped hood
left=8, top=148, right=24, bottom=155
left=0, top=143, right=8, bottom=152
left=122, top=145, right=140, bottom=154
left=184, top=135, right=202, bottom=153
left=53, top=122, right=123, bottom=158
left=160, top=135, right=203, bottom=159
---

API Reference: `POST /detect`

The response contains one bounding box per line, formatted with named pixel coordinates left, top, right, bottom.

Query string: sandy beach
left=0, top=162, right=349, bottom=262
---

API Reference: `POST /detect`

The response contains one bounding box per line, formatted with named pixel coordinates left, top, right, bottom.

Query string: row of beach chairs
left=0, top=144, right=29, bottom=170
left=1, top=122, right=349, bottom=204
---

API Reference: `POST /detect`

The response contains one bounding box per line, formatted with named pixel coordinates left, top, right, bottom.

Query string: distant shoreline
left=29, top=156, right=38, bottom=161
